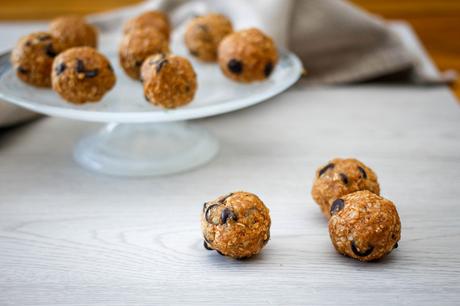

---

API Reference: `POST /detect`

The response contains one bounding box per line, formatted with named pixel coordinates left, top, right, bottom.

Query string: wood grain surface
left=0, top=85, right=459, bottom=305
left=0, top=0, right=458, bottom=98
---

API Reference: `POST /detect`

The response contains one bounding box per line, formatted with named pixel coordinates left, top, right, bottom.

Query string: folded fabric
left=0, top=0, right=449, bottom=127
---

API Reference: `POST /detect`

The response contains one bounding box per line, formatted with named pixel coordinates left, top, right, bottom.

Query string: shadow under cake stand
left=0, top=50, right=302, bottom=176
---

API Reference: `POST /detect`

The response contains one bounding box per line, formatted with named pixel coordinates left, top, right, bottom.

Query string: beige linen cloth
left=0, top=0, right=452, bottom=127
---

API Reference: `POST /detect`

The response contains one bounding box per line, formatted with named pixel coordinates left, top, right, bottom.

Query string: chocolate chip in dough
left=227, top=59, right=243, bottom=74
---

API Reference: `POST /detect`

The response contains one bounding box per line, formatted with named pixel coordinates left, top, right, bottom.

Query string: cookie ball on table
left=51, top=47, right=116, bottom=104
left=328, top=190, right=401, bottom=261
left=141, top=54, right=197, bottom=109
left=218, top=28, right=278, bottom=83
left=123, top=10, right=171, bottom=40
left=201, top=192, right=271, bottom=259
left=49, top=16, right=98, bottom=50
left=311, top=158, right=380, bottom=219
left=185, top=13, right=233, bottom=62
left=11, top=32, right=64, bottom=87
left=119, top=28, right=169, bottom=80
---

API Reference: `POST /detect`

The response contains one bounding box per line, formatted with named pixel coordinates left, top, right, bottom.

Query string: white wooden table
left=1, top=83, right=459, bottom=305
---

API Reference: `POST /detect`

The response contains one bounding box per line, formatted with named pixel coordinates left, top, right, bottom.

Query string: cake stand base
left=74, top=121, right=219, bottom=176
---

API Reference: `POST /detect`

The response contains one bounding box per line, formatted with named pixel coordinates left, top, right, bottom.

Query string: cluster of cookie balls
left=201, top=158, right=401, bottom=262
left=11, top=16, right=115, bottom=104
left=10, top=11, right=278, bottom=107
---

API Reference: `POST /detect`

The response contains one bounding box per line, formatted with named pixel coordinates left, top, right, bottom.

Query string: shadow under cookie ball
left=119, top=28, right=170, bottom=80
left=123, top=10, right=171, bottom=40
left=201, top=191, right=271, bottom=259
left=51, top=47, right=116, bottom=104
left=141, top=54, right=197, bottom=109
left=218, top=28, right=278, bottom=83
left=49, top=16, right=98, bottom=50
left=328, top=190, right=401, bottom=262
left=311, top=158, right=380, bottom=219
left=11, top=32, right=64, bottom=87
left=185, top=13, right=233, bottom=62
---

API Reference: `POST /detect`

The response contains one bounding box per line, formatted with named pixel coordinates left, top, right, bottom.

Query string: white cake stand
left=0, top=50, right=302, bottom=176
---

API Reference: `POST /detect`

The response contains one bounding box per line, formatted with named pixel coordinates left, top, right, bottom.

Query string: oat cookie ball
left=311, top=158, right=380, bottom=219
left=218, top=28, right=278, bottom=83
left=328, top=190, right=401, bottom=261
left=141, top=53, right=197, bottom=109
left=11, top=32, right=64, bottom=87
left=51, top=47, right=116, bottom=104
left=123, top=10, right=171, bottom=40
left=201, top=191, right=271, bottom=259
left=119, top=28, right=170, bottom=80
left=49, top=16, right=98, bottom=50
left=185, top=13, right=233, bottom=62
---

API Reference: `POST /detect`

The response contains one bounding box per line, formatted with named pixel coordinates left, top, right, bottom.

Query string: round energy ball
left=11, top=32, right=64, bottom=87
left=311, top=158, right=380, bottom=219
left=119, top=28, right=170, bottom=80
left=123, top=10, right=171, bottom=40
left=201, top=191, right=271, bottom=259
left=51, top=47, right=116, bottom=104
left=141, top=54, right=197, bottom=109
left=328, top=190, right=401, bottom=261
left=184, top=13, right=233, bottom=62
left=218, top=28, right=278, bottom=83
left=49, top=16, right=98, bottom=50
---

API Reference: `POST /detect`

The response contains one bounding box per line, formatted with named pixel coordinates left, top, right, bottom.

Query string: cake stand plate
left=0, top=50, right=302, bottom=176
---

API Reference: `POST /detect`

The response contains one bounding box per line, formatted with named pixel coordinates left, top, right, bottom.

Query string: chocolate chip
left=25, top=41, right=32, bottom=47
left=44, top=44, right=57, bottom=57
left=190, top=50, right=199, bottom=57
left=55, top=62, right=67, bottom=75
left=221, top=208, right=237, bottom=224
left=135, top=60, right=144, bottom=67
left=107, top=63, right=114, bottom=72
left=84, top=69, right=99, bottom=78
left=203, top=241, right=213, bottom=250
left=205, top=204, right=219, bottom=223
left=264, top=62, right=273, bottom=77
left=227, top=59, right=243, bottom=74
left=155, top=58, right=168, bottom=73
left=330, top=199, right=344, bottom=216
left=37, top=34, right=52, bottom=41
left=144, top=94, right=150, bottom=102
left=339, top=173, right=349, bottom=185
left=351, top=241, right=374, bottom=257
left=319, top=163, right=334, bottom=177
left=358, top=166, right=367, bottom=179
left=219, top=193, right=234, bottom=204
left=393, top=242, right=398, bottom=249
left=216, top=250, right=225, bottom=256
left=17, top=66, right=28, bottom=74
left=76, top=59, right=85, bottom=73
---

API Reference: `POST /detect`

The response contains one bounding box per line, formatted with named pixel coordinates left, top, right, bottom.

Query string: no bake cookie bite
left=49, top=16, right=98, bottom=50
left=328, top=190, right=401, bottom=261
left=119, top=28, right=170, bottom=80
left=141, top=53, right=197, bottom=109
left=11, top=32, right=64, bottom=87
left=51, top=47, right=116, bottom=104
left=311, top=158, right=380, bottom=219
left=218, top=28, right=278, bottom=83
left=201, top=191, right=271, bottom=259
left=185, top=13, right=233, bottom=62
left=123, top=10, right=171, bottom=40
